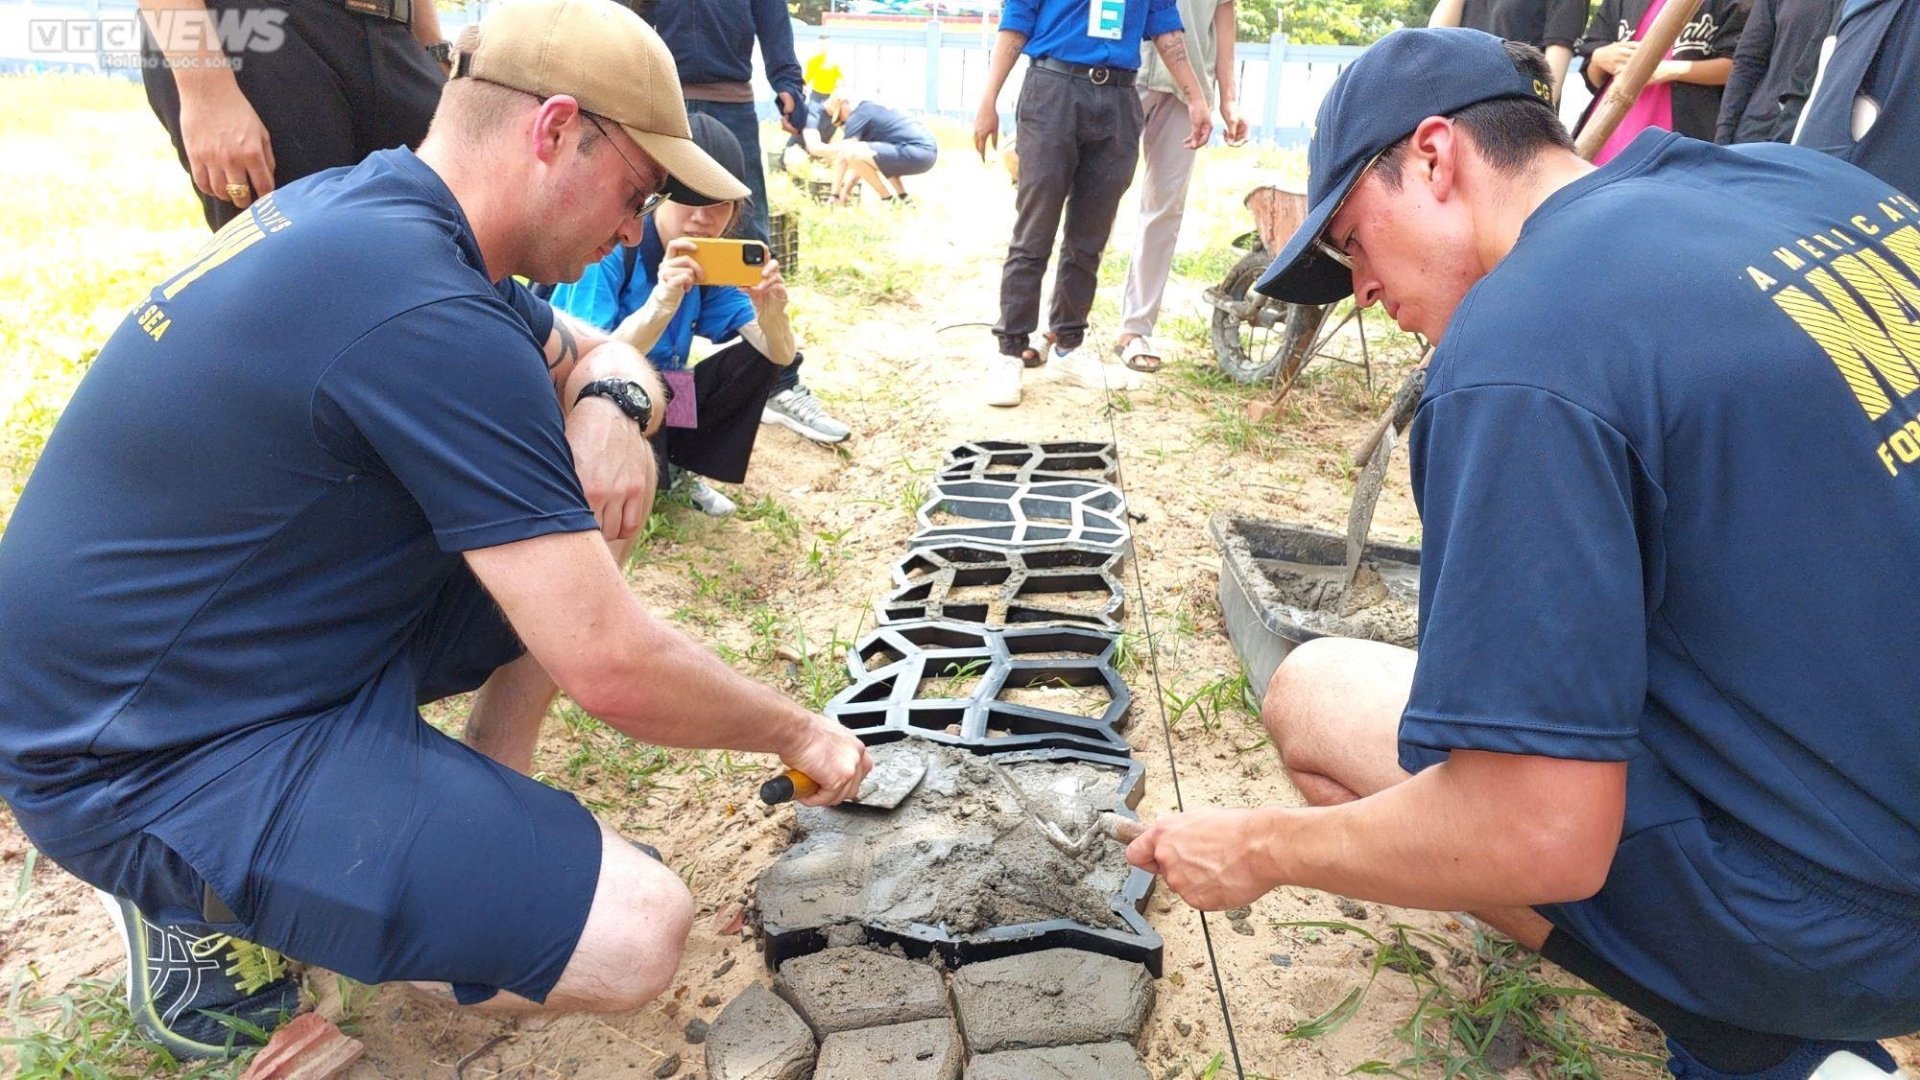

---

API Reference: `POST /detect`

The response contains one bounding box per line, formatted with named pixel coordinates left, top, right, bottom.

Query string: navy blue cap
left=1254, top=28, right=1552, bottom=304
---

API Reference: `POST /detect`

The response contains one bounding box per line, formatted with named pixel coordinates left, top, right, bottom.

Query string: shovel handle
left=760, top=769, right=820, bottom=805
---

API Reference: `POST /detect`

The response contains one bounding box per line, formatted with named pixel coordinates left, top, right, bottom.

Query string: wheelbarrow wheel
left=1210, top=249, right=1327, bottom=390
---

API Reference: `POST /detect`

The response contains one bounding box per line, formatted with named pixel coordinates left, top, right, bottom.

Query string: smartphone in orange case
left=686, top=238, right=769, bottom=287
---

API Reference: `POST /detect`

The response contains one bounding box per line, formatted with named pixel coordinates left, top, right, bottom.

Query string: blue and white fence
left=0, top=0, right=1364, bottom=146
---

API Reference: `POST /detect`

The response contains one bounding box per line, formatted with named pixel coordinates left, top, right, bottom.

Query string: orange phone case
left=687, top=239, right=769, bottom=287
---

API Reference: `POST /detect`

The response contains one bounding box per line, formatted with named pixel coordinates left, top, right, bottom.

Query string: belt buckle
left=1089, top=65, right=1111, bottom=85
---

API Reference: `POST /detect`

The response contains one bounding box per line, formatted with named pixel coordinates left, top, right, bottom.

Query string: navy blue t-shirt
left=0, top=148, right=597, bottom=856
left=1402, top=131, right=1920, bottom=899
left=841, top=102, right=936, bottom=152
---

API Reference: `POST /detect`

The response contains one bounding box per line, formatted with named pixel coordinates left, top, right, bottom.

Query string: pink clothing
left=1595, top=0, right=1678, bottom=164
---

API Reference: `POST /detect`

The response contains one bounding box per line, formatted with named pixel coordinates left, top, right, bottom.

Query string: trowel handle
left=759, top=768, right=820, bottom=805
left=1101, top=812, right=1148, bottom=844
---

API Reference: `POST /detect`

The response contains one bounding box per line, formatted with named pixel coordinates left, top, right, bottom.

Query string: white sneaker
left=984, top=354, right=1023, bottom=407
left=686, top=477, right=737, bottom=518
left=1053, top=347, right=1142, bottom=392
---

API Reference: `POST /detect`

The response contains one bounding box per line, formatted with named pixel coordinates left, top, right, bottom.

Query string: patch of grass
left=737, top=493, right=802, bottom=545
left=4, top=973, right=249, bottom=1078
left=1171, top=245, right=1240, bottom=285
left=1276, top=921, right=1665, bottom=1078
left=1163, top=671, right=1257, bottom=735
left=922, top=657, right=989, bottom=699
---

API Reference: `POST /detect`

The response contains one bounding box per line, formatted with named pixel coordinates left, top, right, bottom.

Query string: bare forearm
left=1152, top=31, right=1209, bottom=102
left=1213, top=2, right=1238, bottom=100
left=136, top=0, right=235, bottom=77
left=1547, top=44, right=1572, bottom=95
left=409, top=0, right=445, bottom=50
left=982, top=30, right=1027, bottom=103
left=1428, top=0, right=1467, bottom=26
left=595, top=614, right=817, bottom=758
left=1251, top=753, right=1625, bottom=910
left=1669, top=56, right=1732, bottom=85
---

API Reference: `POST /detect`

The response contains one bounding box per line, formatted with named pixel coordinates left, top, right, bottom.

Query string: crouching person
left=548, top=114, right=795, bottom=518
left=0, top=0, right=870, bottom=1059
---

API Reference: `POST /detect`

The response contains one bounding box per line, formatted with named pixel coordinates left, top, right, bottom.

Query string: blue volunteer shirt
left=1001, top=0, right=1183, bottom=69
left=544, top=220, right=756, bottom=367
left=1403, top=131, right=1920, bottom=899
left=0, top=149, right=595, bottom=857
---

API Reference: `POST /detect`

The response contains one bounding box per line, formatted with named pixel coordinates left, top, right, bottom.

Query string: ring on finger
left=225, top=181, right=253, bottom=203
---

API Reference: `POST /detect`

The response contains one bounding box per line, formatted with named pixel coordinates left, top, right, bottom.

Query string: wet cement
left=1256, top=556, right=1419, bottom=648
left=756, top=741, right=1133, bottom=939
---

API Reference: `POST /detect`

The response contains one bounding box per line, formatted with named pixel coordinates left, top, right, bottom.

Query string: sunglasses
left=583, top=112, right=668, bottom=220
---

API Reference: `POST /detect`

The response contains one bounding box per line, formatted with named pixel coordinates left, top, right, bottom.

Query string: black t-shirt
left=1716, top=0, right=1837, bottom=143
left=1460, top=0, right=1590, bottom=49
left=1578, top=0, right=1748, bottom=140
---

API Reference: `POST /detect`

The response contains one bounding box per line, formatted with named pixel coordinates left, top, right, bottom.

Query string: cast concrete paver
left=962, top=1042, right=1153, bottom=1080
left=949, top=948, right=1153, bottom=1053
left=775, top=947, right=950, bottom=1036
left=703, top=984, right=816, bottom=1080
left=812, top=1018, right=963, bottom=1080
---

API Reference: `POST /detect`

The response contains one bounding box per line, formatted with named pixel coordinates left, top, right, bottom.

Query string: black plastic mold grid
left=760, top=742, right=1163, bottom=976
left=825, top=620, right=1131, bottom=756
left=911, top=479, right=1129, bottom=552
left=938, top=440, right=1119, bottom=485
left=879, top=542, right=1126, bottom=631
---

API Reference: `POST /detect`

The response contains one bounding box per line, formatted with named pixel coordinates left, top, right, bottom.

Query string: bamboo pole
left=1572, top=0, right=1709, bottom=160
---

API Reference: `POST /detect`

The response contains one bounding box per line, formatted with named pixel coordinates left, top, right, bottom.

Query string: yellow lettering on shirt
left=1747, top=266, right=1778, bottom=291
left=1853, top=215, right=1881, bottom=236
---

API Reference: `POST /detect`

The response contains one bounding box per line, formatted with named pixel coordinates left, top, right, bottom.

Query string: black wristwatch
left=575, top=378, right=656, bottom=431
left=426, top=40, right=454, bottom=67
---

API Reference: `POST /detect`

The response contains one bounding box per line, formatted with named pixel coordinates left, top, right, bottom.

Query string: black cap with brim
left=661, top=112, right=751, bottom=208
left=1254, top=28, right=1553, bottom=305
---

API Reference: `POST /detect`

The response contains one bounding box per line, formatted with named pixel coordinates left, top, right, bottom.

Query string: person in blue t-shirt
left=797, top=89, right=940, bottom=204
left=1132, top=29, right=1919, bottom=1079
left=1793, top=0, right=1920, bottom=199
left=549, top=114, right=795, bottom=518
left=971, top=0, right=1214, bottom=407
left=0, top=0, right=869, bottom=1061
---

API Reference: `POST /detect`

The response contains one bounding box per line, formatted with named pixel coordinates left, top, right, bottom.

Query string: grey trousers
left=994, top=65, right=1145, bottom=356
left=1119, top=88, right=1201, bottom=339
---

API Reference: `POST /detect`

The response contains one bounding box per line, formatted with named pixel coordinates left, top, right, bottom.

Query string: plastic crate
left=768, top=210, right=799, bottom=276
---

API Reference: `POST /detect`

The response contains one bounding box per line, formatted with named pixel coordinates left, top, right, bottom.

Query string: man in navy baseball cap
left=1256, top=27, right=1554, bottom=307
left=1133, top=27, right=1920, bottom=1080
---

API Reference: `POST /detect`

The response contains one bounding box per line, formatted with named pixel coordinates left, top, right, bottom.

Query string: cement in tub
left=1209, top=513, right=1421, bottom=695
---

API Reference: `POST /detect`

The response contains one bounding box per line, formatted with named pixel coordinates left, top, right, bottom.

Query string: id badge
left=1087, top=0, right=1125, bottom=39
left=663, top=369, right=697, bottom=429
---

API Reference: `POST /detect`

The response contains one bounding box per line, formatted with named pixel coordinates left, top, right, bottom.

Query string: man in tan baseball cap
left=449, top=0, right=749, bottom=208
left=6, top=0, right=866, bottom=1061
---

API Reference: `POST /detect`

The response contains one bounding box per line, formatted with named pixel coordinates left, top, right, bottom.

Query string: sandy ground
left=1, top=92, right=1915, bottom=1079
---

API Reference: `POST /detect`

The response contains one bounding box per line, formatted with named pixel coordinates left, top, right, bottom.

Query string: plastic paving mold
left=827, top=621, right=1131, bottom=755
left=911, top=480, right=1129, bottom=552
left=938, top=441, right=1119, bottom=485
left=880, top=543, right=1125, bottom=631
left=757, top=739, right=1163, bottom=976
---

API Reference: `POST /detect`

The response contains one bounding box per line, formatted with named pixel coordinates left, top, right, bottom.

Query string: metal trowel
left=759, top=749, right=927, bottom=810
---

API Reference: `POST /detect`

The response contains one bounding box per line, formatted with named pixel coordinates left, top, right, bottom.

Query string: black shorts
left=52, top=568, right=603, bottom=1005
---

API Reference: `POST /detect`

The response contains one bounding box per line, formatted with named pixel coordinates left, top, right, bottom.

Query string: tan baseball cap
left=453, top=0, right=750, bottom=203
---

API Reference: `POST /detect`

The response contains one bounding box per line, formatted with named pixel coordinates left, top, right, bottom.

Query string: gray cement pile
left=1256, top=556, right=1419, bottom=647
left=756, top=740, right=1134, bottom=939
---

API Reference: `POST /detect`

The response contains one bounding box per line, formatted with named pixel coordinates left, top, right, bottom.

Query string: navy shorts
left=871, top=141, right=937, bottom=179
left=51, top=569, right=604, bottom=1005
left=1401, top=740, right=1920, bottom=1039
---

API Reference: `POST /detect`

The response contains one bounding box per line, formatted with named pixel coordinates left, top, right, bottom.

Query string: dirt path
left=1, top=94, right=1914, bottom=1078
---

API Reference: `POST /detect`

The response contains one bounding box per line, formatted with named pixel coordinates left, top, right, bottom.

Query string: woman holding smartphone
left=548, top=114, right=795, bottom=517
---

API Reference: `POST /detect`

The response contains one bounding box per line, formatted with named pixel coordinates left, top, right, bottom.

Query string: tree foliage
left=1237, top=0, right=1431, bottom=44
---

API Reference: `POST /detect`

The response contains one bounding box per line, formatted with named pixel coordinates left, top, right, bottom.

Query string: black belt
left=1033, top=56, right=1136, bottom=87
left=336, top=0, right=413, bottom=26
